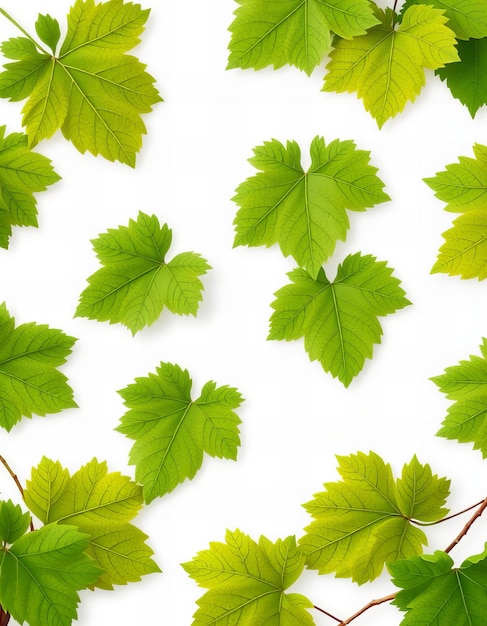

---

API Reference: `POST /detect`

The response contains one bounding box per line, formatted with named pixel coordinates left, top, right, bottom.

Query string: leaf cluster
left=184, top=451, right=487, bottom=625
left=227, top=0, right=487, bottom=125
left=233, top=136, right=410, bottom=385
left=0, top=457, right=160, bottom=626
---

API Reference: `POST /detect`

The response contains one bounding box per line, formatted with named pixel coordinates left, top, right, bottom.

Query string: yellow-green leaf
left=323, top=5, right=459, bottom=128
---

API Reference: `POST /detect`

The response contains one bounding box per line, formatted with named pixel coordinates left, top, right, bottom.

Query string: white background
left=1, top=1, right=487, bottom=624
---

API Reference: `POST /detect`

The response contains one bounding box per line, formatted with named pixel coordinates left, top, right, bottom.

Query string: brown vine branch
left=0, top=606, right=10, bottom=626
left=445, top=496, right=487, bottom=554
left=0, top=454, right=34, bottom=531
left=338, top=593, right=396, bottom=625
left=314, top=496, right=487, bottom=624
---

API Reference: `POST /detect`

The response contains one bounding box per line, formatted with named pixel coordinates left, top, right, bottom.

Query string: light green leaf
left=0, top=0, right=162, bottom=166
left=75, top=212, right=211, bottom=335
left=183, top=530, right=315, bottom=625
left=426, top=144, right=487, bottom=279
left=0, top=522, right=100, bottom=626
left=299, top=452, right=449, bottom=584
left=425, top=143, right=487, bottom=212
left=391, top=548, right=487, bottom=625
left=233, top=137, right=390, bottom=279
left=396, top=455, right=450, bottom=522
left=0, top=500, right=31, bottom=544
left=268, top=253, right=410, bottom=386
left=0, top=302, right=77, bottom=432
left=227, top=0, right=379, bottom=75
left=35, top=14, right=61, bottom=53
left=437, top=37, right=487, bottom=118
left=116, top=362, right=244, bottom=503
left=24, top=457, right=160, bottom=589
left=401, top=0, right=487, bottom=40
left=0, top=125, right=60, bottom=248
left=432, top=339, right=487, bottom=457
left=323, top=5, right=459, bottom=128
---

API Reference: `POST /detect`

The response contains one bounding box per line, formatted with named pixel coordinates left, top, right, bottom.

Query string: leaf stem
left=0, top=454, right=34, bottom=531
left=0, top=8, right=49, bottom=55
left=313, top=604, right=342, bottom=622
left=411, top=499, right=486, bottom=526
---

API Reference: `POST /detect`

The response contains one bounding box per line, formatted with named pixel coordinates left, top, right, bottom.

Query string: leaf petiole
left=0, top=454, right=34, bottom=531
left=313, top=604, right=342, bottom=622
left=0, top=8, right=50, bottom=55
left=411, top=498, right=486, bottom=527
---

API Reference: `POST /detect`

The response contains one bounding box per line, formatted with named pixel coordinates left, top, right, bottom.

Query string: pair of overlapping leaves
left=184, top=452, right=487, bottom=626
left=0, top=458, right=159, bottom=626
left=403, top=0, right=487, bottom=118
left=433, top=338, right=487, bottom=457
left=426, top=143, right=487, bottom=281
left=228, top=0, right=487, bottom=125
left=0, top=0, right=161, bottom=166
left=233, top=136, right=410, bottom=386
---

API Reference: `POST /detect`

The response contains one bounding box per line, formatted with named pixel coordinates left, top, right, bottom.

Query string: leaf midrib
left=233, top=1, right=307, bottom=60
left=435, top=233, right=487, bottom=271
left=59, top=12, right=145, bottom=59
left=151, top=401, right=194, bottom=489
left=0, top=343, right=66, bottom=368
left=0, top=369, right=64, bottom=402
left=6, top=549, right=63, bottom=623
left=56, top=60, right=131, bottom=163
left=305, top=513, right=394, bottom=556
left=80, top=262, right=162, bottom=309
left=52, top=492, right=140, bottom=525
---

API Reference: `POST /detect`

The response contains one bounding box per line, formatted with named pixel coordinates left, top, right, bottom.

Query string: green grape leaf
left=299, top=451, right=449, bottom=584
left=425, top=144, right=487, bottom=279
left=182, top=530, right=315, bottom=626
left=400, top=0, right=487, bottom=40
left=268, top=253, right=410, bottom=387
left=390, top=548, right=487, bottom=625
left=0, top=521, right=101, bottom=626
left=23, top=457, right=160, bottom=590
left=116, top=362, right=244, bottom=503
left=75, top=212, right=211, bottom=335
left=233, top=137, right=390, bottom=279
left=0, top=500, right=31, bottom=544
left=227, top=0, right=380, bottom=76
left=0, top=125, right=60, bottom=249
left=0, top=302, right=77, bottom=432
left=323, top=5, right=459, bottom=128
left=0, top=0, right=162, bottom=166
left=437, top=38, right=487, bottom=118
left=396, top=455, right=450, bottom=522
left=432, top=338, right=487, bottom=456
